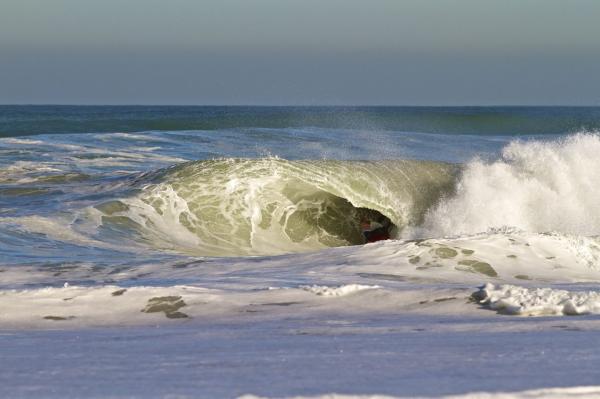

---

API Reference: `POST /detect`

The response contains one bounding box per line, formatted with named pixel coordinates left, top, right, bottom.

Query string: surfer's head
left=360, top=218, right=371, bottom=231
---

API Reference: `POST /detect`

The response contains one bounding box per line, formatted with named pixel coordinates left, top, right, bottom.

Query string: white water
left=3, top=230, right=600, bottom=328
left=241, top=387, right=600, bottom=399
left=415, top=134, right=600, bottom=237
left=474, top=283, right=600, bottom=316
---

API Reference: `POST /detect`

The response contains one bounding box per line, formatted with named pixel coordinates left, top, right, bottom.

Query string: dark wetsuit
left=363, top=225, right=390, bottom=243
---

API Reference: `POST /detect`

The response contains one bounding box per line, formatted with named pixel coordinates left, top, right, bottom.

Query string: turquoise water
left=2, top=106, right=600, bottom=137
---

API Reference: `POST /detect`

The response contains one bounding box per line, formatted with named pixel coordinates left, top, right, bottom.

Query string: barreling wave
left=85, top=133, right=600, bottom=257
left=92, top=158, right=458, bottom=256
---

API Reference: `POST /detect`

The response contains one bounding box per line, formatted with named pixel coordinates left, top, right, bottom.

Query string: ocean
left=2, top=106, right=600, bottom=398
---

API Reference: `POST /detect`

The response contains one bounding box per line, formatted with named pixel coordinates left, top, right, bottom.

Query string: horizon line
left=1, top=104, right=600, bottom=108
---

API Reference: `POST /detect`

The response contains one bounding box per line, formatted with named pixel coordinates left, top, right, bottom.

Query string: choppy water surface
left=2, top=106, right=600, bottom=323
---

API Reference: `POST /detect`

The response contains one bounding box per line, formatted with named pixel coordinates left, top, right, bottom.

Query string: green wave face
left=95, top=158, right=458, bottom=256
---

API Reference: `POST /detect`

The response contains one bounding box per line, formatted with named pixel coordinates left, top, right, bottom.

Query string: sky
left=1, top=0, right=599, bottom=105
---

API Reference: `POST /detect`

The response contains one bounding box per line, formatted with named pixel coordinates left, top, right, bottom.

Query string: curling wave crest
left=92, top=158, right=457, bottom=256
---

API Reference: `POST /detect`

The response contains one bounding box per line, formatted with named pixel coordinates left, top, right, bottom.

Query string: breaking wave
left=414, top=133, right=600, bottom=238
left=92, top=158, right=457, bottom=256
left=83, top=133, right=600, bottom=257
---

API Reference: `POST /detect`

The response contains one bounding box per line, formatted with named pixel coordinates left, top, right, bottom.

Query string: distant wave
left=3, top=105, right=600, bottom=137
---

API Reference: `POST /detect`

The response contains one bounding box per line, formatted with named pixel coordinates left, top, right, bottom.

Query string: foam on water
left=299, top=284, right=381, bottom=297
left=240, top=386, right=600, bottom=399
left=414, top=134, right=600, bottom=237
left=474, top=283, right=600, bottom=316
left=3, top=128, right=600, bottom=322
left=3, top=230, right=600, bottom=327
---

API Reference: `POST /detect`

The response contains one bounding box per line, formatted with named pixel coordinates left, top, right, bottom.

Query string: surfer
left=360, top=217, right=390, bottom=243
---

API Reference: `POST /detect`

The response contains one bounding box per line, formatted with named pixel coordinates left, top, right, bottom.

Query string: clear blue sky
left=1, top=0, right=599, bottom=105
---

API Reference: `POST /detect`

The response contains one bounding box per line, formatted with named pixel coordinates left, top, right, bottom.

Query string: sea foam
left=418, top=133, right=600, bottom=237
left=474, top=283, right=600, bottom=316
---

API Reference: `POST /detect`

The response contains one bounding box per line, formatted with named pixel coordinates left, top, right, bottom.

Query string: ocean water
left=2, top=106, right=600, bottom=326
